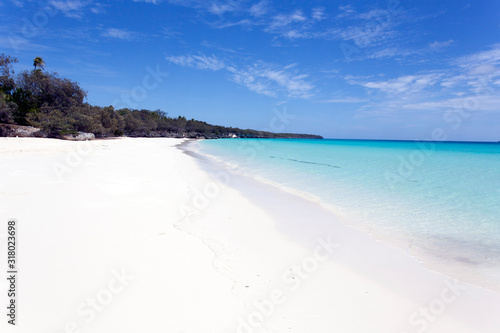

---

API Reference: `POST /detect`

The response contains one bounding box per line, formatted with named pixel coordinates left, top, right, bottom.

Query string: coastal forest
left=0, top=54, right=321, bottom=139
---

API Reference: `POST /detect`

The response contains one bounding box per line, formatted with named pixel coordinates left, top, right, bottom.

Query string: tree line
left=0, top=54, right=322, bottom=139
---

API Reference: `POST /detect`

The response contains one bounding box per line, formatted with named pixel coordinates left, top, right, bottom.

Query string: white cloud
left=228, top=62, right=314, bottom=98
left=429, top=39, right=454, bottom=50
left=101, top=28, right=133, bottom=40
left=312, top=7, right=326, bottom=21
left=166, top=54, right=225, bottom=71
left=230, top=70, right=275, bottom=96
left=456, top=44, right=500, bottom=70
left=8, top=0, right=23, bottom=7
left=249, top=1, right=268, bottom=17
left=337, top=5, right=355, bottom=19
left=90, top=3, right=106, bottom=14
left=404, top=95, right=500, bottom=112
left=323, top=7, right=403, bottom=49
left=468, top=64, right=499, bottom=76
left=322, top=97, right=367, bottom=103
left=133, top=0, right=242, bottom=15
left=161, top=27, right=181, bottom=38
left=166, top=53, right=315, bottom=98
left=358, top=9, right=390, bottom=20
left=209, top=2, right=238, bottom=15
left=269, top=10, right=306, bottom=29
left=0, top=35, right=50, bottom=51
left=213, top=19, right=253, bottom=29
left=263, top=10, right=318, bottom=39
left=350, top=73, right=443, bottom=94
left=366, top=47, right=414, bottom=59
left=440, top=74, right=467, bottom=88
left=283, top=29, right=310, bottom=39
left=133, top=0, right=160, bottom=3
left=344, top=45, right=500, bottom=119
left=444, top=45, right=500, bottom=92
left=49, top=0, right=89, bottom=18
left=337, top=21, right=396, bottom=47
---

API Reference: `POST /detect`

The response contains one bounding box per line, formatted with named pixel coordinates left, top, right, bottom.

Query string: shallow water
left=194, top=138, right=500, bottom=291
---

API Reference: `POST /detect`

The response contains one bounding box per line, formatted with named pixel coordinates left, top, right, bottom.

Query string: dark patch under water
left=269, top=156, right=341, bottom=168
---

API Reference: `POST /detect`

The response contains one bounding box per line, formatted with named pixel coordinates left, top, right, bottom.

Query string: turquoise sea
left=194, top=139, right=500, bottom=291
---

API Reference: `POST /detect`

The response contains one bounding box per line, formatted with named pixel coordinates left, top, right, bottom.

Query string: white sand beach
left=1, top=137, right=500, bottom=333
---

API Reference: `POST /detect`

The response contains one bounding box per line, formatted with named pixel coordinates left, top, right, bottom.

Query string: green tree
left=12, top=70, right=87, bottom=125
left=10, top=88, right=35, bottom=125
left=97, top=106, right=125, bottom=136
left=0, top=54, right=18, bottom=94
left=26, top=105, right=72, bottom=136
left=33, top=57, right=45, bottom=71
left=0, top=97, right=17, bottom=124
left=0, top=54, right=19, bottom=124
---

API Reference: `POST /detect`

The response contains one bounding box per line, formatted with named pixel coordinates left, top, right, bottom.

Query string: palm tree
left=33, top=57, right=45, bottom=71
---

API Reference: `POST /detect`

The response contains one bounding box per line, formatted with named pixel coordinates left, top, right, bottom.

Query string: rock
left=61, top=132, right=95, bottom=141
left=0, top=124, right=42, bottom=137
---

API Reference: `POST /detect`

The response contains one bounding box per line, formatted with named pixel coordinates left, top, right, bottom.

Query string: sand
left=1, top=137, right=500, bottom=333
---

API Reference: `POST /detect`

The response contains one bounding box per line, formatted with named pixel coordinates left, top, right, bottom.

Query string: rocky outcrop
left=0, top=124, right=43, bottom=138
left=0, top=124, right=96, bottom=141
left=61, top=132, right=95, bottom=141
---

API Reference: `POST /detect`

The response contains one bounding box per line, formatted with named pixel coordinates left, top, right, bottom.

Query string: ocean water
left=194, top=138, right=500, bottom=291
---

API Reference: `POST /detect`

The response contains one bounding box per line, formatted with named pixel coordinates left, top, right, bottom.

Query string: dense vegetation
left=0, top=54, right=322, bottom=139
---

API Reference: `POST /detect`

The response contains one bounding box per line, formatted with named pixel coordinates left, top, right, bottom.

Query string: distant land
left=0, top=122, right=323, bottom=140
left=0, top=54, right=321, bottom=141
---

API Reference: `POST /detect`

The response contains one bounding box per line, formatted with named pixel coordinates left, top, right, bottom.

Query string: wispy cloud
left=429, top=39, right=454, bottom=50
left=435, top=44, right=500, bottom=94
left=312, top=7, right=326, bottom=21
left=0, top=35, right=51, bottom=52
left=55, top=61, right=118, bottom=78
left=264, top=10, right=318, bottom=39
left=358, top=9, right=391, bottom=20
left=268, top=10, right=307, bottom=29
left=455, top=44, right=500, bottom=70
left=160, top=26, right=182, bottom=38
left=348, top=73, right=443, bottom=94
left=131, top=0, right=413, bottom=64
left=166, top=54, right=225, bottom=71
left=8, top=0, right=23, bottom=7
left=322, top=97, right=368, bottom=104
left=208, top=1, right=239, bottom=15
left=133, top=0, right=244, bottom=15
left=336, top=5, right=355, bottom=19
left=345, top=45, right=500, bottom=118
left=228, top=62, right=315, bottom=98
left=345, top=46, right=498, bottom=96
left=365, top=47, right=415, bottom=59
left=249, top=0, right=268, bottom=17
left=90, top=3, right=106, bottom=14
left=49, top=0, right=89, bottom=18
left=358, top=40, right=453, bottom=61
left=133, top=0, right=161, bottom=4
left=326, top=9, right=400, bottom=48
left=212, top=19, right=254, bottom=29
left=101, top=28, right=133, bottom=40
left=165, top=53, right=315, bottom=98
left=404, top=95, right=500, bottom=112
left=200, top=40, right=242, bottom=54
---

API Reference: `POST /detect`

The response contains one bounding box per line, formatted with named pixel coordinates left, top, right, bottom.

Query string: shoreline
left=2, top=137, right=500, bottom=332
left=178, top=139, right=500, bottom=332
left=187, top=138, right=500, bottom=295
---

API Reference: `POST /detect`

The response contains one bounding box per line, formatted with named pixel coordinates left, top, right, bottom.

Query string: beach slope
left=1, top=137, right=499, bottom=333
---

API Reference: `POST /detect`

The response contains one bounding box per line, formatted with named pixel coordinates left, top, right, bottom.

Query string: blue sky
left=1, top=0, right=499, bottom=140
